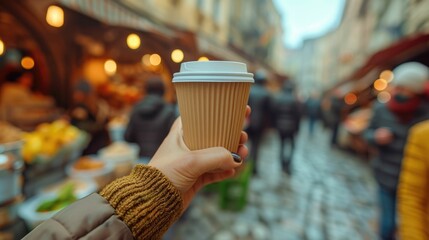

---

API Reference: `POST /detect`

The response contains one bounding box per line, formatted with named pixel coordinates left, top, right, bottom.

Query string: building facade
left=120, top=0, right=287, bottom=75
left=294, top=0, right=429, bottom=98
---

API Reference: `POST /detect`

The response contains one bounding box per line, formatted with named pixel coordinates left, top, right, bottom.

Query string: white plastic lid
left=173, top=61, right=254, bottom=83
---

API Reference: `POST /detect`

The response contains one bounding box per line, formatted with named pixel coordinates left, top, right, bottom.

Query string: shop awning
left=348, top=33, right=429, bottom=81
left=58, top=0, right=175, bottom=37
left=329, top=33, right=429, bottom=93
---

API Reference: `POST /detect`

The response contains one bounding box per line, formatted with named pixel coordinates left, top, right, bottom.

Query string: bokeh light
left=380, top=70, right=394, bottom=82
left=126, top=34, right=141, bottom=49
left=46, top=5, right=64, bottom=28
left=344, top=93, right=357, bottom=105
left=377, top=91, right=391, bottom=103
left=0, top=39, right=4, bottom=56
left=21, top=56, right=35, bottom=70
left=104, top=59, right=117, bottom=76
left=149, top=54, right=161, bottom=66
left=171, top=49, right=184, bottom=63
left=142, top=54, right=151, bottom=66
left=198, top=56, right=209, bottom=61
left=373, top=78, right=388, bottom=91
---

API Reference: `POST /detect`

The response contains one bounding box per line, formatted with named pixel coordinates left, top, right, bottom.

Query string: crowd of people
left=246, top=62, right=429, bottom=240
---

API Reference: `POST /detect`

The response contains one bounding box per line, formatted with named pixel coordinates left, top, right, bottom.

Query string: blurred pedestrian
left=328, top=92, right=344, bottom=147
left=398, top=120, right=429, bottom=240
left=246, top=70, right=271, bottom=175
left=124, top=77, right=176, bottom=162
left=70, top=79, right=110, bottom=155
left=270, top=82, right=301, bottom=174
left=363, top=62, right=429, bottom=240
left=305, top=92, right=321, bottom=136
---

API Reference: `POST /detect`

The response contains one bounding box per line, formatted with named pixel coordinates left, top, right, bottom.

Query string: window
left=197, top=0, right=204, bottom=10
left=213, top=0, right=220, bottom=22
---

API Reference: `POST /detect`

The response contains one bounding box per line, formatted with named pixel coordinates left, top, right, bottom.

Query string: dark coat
left=305, top=98, right=321, bottom=119
left=247, top=85, right=271, bottom=132
left=125, top=95, right=176, bottom=158
left=23, top=194, right=134, bottom=240
left=364, top=102, right=429, bottom=192
left=270, top=91, right=301, bottom=136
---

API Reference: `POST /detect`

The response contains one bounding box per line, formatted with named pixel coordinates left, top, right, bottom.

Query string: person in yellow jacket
left=398, top=120, right=429, bottom=239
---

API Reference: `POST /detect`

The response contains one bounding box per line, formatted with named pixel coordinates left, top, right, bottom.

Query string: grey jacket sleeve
left=23, top=193, right=134, bottom=240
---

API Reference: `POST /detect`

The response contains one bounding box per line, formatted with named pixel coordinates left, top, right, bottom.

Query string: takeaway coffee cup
left=173, top=61, right=254, bottom=153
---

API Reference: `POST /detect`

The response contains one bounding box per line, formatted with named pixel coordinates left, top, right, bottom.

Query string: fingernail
left=231, top=153, right=242, bottom=163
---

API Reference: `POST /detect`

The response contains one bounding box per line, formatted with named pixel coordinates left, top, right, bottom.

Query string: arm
left=24, top=166, right=182, bottom=240
left=24, top=107, right=251, bottom=240
left=398, top=125, right=429, bottom=240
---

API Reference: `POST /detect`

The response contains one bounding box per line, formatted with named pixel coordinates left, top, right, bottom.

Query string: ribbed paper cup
left=173, top=61, right=254, bottom=153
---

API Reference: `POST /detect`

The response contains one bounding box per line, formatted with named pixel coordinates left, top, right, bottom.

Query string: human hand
left=149, top=106, right=250, bottom=210
left=374, top=127, right=394, bottom=145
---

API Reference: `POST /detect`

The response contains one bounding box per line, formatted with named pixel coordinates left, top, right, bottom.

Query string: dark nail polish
left=231, top=153, right=242, bottom=163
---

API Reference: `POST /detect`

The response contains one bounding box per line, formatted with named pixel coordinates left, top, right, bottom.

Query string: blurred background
left=1, top=0, right=429, bottom=239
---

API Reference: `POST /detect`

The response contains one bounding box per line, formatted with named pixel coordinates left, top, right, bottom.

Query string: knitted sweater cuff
left=100, top=164, right=183, bottom=240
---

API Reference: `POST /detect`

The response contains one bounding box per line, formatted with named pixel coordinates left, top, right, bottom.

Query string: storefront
left=0, top=1, right=200, bottom=237
left=324, top=33, right=429, bottom=154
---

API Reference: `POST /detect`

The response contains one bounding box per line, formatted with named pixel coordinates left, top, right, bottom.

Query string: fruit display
left=21, top=120, right=88, bottom=164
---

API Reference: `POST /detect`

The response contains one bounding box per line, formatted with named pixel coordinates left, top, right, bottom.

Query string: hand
left=374, top=128, right=394, bottom=145
left=149, top=106, right=251, bottom=209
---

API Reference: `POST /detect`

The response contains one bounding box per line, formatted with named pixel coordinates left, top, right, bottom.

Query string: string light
left=171, top=49, right=184, bottom=63
left=374, top=78, right=388, bottom=91
left=104, top=59, right=117, bottom=76
left=0, top=39, right=4, bottom=56
left=150, top=54, right=161, bottom=66
left=344, top=93, right=357, bottom=105
left=46, top=5, right=64, bottom=27
left=126, top=34, right=141, bottom=49
left=21, top=56, right=35, bottom=69
left=380, top=70, right=394, bottom=82
left=142, top=54, right=151, bottom=66
left=377, top=91, right=391, bottom=103
left=198, top=56, right=209, bottom=61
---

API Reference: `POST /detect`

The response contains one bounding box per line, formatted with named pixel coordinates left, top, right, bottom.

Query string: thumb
left=187, top=147, right=242, bottom=176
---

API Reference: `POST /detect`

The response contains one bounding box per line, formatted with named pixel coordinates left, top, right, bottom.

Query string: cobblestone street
left=170, top=123, right=379, bottom=240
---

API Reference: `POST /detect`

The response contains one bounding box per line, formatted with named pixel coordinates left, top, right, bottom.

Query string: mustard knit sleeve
left=100, top=164, right=184, bottom=240
left=398, top=123, right=429, bottom=240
